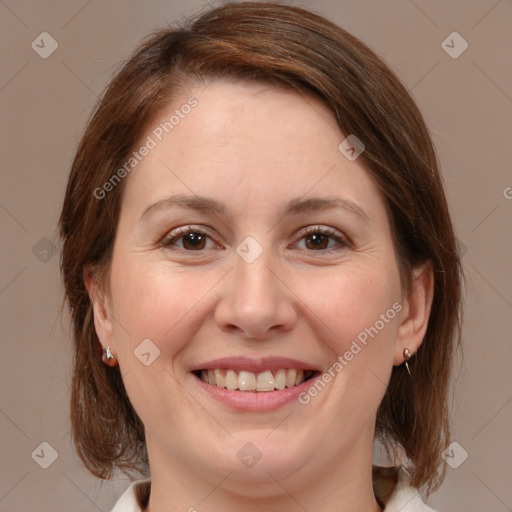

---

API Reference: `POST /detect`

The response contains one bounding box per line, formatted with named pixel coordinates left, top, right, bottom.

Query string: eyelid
left=295, top=224, right=347, bottom=241
left=160, top=224, right=350, bottom=252
left=159, top=225, right=218, bottom=249
left=293, top=225, right=350, bottom=250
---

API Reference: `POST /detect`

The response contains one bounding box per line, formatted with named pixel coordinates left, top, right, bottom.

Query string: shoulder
left=110, top=478, right=150, bottom=512
left=374, top=466, right=438, bottom=512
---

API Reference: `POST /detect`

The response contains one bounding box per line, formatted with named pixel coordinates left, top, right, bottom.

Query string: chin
left=204, top=432, right=312, bottom=489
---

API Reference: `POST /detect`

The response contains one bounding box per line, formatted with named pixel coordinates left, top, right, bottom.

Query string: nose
left=214, top=246, right=297, bottom=341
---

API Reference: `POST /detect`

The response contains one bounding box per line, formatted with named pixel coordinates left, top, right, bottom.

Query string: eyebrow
left=140, top=194, right=370, bottom=223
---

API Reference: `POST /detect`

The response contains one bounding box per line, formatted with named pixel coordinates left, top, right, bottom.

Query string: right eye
left=160, top=226, right=221, bottom=252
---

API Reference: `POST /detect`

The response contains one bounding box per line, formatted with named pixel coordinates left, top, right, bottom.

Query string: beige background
left=1, top=0, right=511, bottom=510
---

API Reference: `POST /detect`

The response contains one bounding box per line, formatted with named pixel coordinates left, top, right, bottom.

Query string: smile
left=194, top=368, right=317, bottom=392
left=189, top=356, right=322, bottom=411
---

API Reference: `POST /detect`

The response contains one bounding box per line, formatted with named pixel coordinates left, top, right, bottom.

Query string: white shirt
left=111, top=467, right=437, bottom=511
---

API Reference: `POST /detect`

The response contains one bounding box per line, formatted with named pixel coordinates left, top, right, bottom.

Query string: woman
left=59, top=2, right=463, bottom=511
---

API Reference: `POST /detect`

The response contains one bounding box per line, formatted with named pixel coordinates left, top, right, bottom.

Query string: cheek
left=314, top=267, right=399, bottom=341
left=109, top=257, right=217, bottom=351
left=308, top=265, right=400, bottom=401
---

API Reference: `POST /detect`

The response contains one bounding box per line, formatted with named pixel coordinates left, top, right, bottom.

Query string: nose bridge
left=214, top=240, right=296, bottom=338
left=234, top=244, right=275, bottom=303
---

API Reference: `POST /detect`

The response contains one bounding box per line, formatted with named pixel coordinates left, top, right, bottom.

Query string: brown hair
left=59, top=1, right=463, bottom=493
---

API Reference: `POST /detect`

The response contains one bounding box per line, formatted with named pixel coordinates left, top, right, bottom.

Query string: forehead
left=121, top=78, right=386, bottom=223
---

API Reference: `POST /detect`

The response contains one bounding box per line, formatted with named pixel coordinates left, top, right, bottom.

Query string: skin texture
left=87, top=79, right=433, bottom=512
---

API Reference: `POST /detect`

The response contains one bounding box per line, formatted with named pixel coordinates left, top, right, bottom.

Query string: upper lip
left=189, top=356, right=321, bottom=374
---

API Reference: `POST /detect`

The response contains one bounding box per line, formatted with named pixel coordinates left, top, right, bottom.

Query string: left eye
left=160, top=226, right=348, bottom=252
left=296, top=226, right=348, bottom=251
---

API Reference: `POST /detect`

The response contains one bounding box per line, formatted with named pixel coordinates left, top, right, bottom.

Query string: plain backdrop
left=1, top=1, right=511, bottom=511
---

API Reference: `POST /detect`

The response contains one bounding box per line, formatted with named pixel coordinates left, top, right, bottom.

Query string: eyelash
left=160, top=225, right=350, bottom=253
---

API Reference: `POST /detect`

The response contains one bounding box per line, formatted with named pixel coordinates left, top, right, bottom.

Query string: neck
left=144, top=430, right=383, bottom=512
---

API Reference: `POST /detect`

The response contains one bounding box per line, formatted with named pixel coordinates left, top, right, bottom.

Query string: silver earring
left=403, top=348, right=412, bottom=376
left=102, top=346, right=117, bottom=367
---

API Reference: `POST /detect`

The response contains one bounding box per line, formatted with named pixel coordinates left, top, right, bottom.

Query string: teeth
left=274, top=369, right=286, bottom=389
left=198, top=368, right=314, bottom=392
left=238, top=370, right=256, bottom=391
left=225, top=369, right=238, bottom=390
left=286, top=369, right=297, bottom=388
left=214, top=368, right=225, bottom=388
left=256, top=370, right=274, bottom=392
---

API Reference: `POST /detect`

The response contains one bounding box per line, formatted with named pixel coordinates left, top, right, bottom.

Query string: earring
left=102, top=346, right=118, bottom=367
left=403, top=348, right=412, bottom=376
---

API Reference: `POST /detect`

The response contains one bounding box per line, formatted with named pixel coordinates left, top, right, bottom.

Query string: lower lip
left=191, top=373, right=319, bottom=412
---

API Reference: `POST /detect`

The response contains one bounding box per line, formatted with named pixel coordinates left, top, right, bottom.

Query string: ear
left=393, top=262, right=434, bottom=365
left=83, top=266, right=115, bottom=349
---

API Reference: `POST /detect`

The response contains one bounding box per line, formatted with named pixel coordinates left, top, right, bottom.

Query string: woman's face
left=94, top=79, right=414, bottom=496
